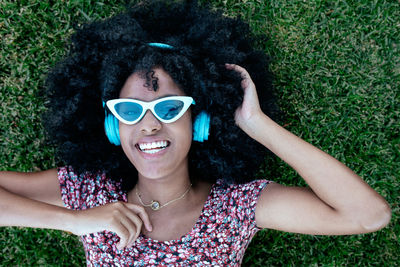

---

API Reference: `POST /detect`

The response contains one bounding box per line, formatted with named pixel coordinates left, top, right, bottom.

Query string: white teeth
left=138, top=141, right=168, bottom=151
left=142, top=148, right=165, bottom=154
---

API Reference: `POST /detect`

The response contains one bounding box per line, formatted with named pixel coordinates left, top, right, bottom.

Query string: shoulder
left=58, top=166, right=121, bottom=186
left=202, top=179, right=272, bottom=234
left=211, top=179, right=272, bottom=212
left=213, top=179, right=271, bottom=197
left=58, top=166, right=125, bottom=209
left=58, top=166, right=104, bottom=189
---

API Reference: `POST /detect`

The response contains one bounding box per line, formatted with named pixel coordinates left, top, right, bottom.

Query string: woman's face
left=118, top=68, right=192, bottom=180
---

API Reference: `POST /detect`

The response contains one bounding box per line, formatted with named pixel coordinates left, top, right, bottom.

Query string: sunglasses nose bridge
left=141, top=105, right=160, bottom=121
left=138, top=108, right=163, bottom=131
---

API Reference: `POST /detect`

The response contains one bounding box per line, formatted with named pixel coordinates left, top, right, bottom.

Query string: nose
left=139, top=110, right=162, bottom=134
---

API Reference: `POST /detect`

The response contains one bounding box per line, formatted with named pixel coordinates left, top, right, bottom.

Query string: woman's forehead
left=118, top=68, right=185, bottom=100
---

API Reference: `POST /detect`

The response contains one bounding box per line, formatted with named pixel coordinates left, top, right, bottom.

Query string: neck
left=135, top=160, right=192, bottom=205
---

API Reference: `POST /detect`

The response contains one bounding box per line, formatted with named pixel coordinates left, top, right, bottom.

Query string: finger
left=225, top=63, right=249, bottom=77
left=113, top=223, right=130, bottom=250
left=120, top=205, right=147, bottom=246
left=225, top=63, right=253, bottom=88
left=225, top=63, right=235, bottom=69
left=109, top=206, right=140, bottom=249
left=119, top=214, right=141, bottom=247
left=126, top=203, right=153, bottom=232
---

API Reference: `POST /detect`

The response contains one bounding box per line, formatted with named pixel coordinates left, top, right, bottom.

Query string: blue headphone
left=103, top=103, right=210, bottom=145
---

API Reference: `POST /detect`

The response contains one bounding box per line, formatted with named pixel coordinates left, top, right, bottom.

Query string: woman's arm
left=0, top=169, right=64, bottom=206
left=0, top=169, right=75, bottom=230
left=226, top=64, right=391, bottom=234
left=0, top=169, right=152, bottom=249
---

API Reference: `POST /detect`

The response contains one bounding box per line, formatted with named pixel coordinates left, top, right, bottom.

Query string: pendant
left=150, top=200, right=161, bottom=211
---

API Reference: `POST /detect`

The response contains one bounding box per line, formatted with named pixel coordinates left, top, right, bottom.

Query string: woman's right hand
left=72, top=202, right=152, bottom=250
left=0, top=170, right=150, bottom=250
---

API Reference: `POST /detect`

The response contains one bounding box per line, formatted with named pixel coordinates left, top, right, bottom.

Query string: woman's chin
left=136, top=166, right=171, bottom=180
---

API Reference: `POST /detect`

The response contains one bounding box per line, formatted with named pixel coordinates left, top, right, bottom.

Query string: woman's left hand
left=225, top=63, right=264, bottom=133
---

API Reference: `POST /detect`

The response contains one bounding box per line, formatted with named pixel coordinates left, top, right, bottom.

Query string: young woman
left=0, top=0, right=391, bottom=266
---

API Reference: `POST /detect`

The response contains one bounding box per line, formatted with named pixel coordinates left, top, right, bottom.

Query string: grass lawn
left=1, top=0, right=399, bottom=266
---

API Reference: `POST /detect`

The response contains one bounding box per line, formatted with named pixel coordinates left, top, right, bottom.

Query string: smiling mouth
left=135, top=140, right=171, bottom=154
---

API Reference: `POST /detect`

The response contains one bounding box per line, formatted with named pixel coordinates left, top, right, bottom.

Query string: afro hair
left=43, top=0, right=281, bottom=191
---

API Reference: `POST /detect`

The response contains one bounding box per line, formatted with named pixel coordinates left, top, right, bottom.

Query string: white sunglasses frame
left=106, top=96, right=195, bottom=125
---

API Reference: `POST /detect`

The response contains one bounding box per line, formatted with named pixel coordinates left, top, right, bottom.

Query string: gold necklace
left=135, top=183, right=192, bottom=211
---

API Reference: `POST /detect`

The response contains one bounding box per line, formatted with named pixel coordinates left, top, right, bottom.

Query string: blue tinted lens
left=115, top=102, right=143, bottom=121
left=155, top=100, right=184, bottom=120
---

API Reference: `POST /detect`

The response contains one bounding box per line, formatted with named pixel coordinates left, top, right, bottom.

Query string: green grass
left=1, top=0, right=399, bottom=266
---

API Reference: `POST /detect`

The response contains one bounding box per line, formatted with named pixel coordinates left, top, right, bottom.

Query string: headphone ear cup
left=104, top=111, right=121, bottom=146
left=193, top=111, right=210, bottom=142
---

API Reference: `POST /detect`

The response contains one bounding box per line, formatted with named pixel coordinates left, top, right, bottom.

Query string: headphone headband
left=147, top=42, right=174, bottom=50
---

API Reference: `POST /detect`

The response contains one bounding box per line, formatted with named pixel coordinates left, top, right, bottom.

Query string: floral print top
left=58, top=166, right=271, bottom=266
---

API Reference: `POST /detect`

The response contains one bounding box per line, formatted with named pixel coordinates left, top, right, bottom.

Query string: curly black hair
left=43, top=0, right=280, bottom=191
